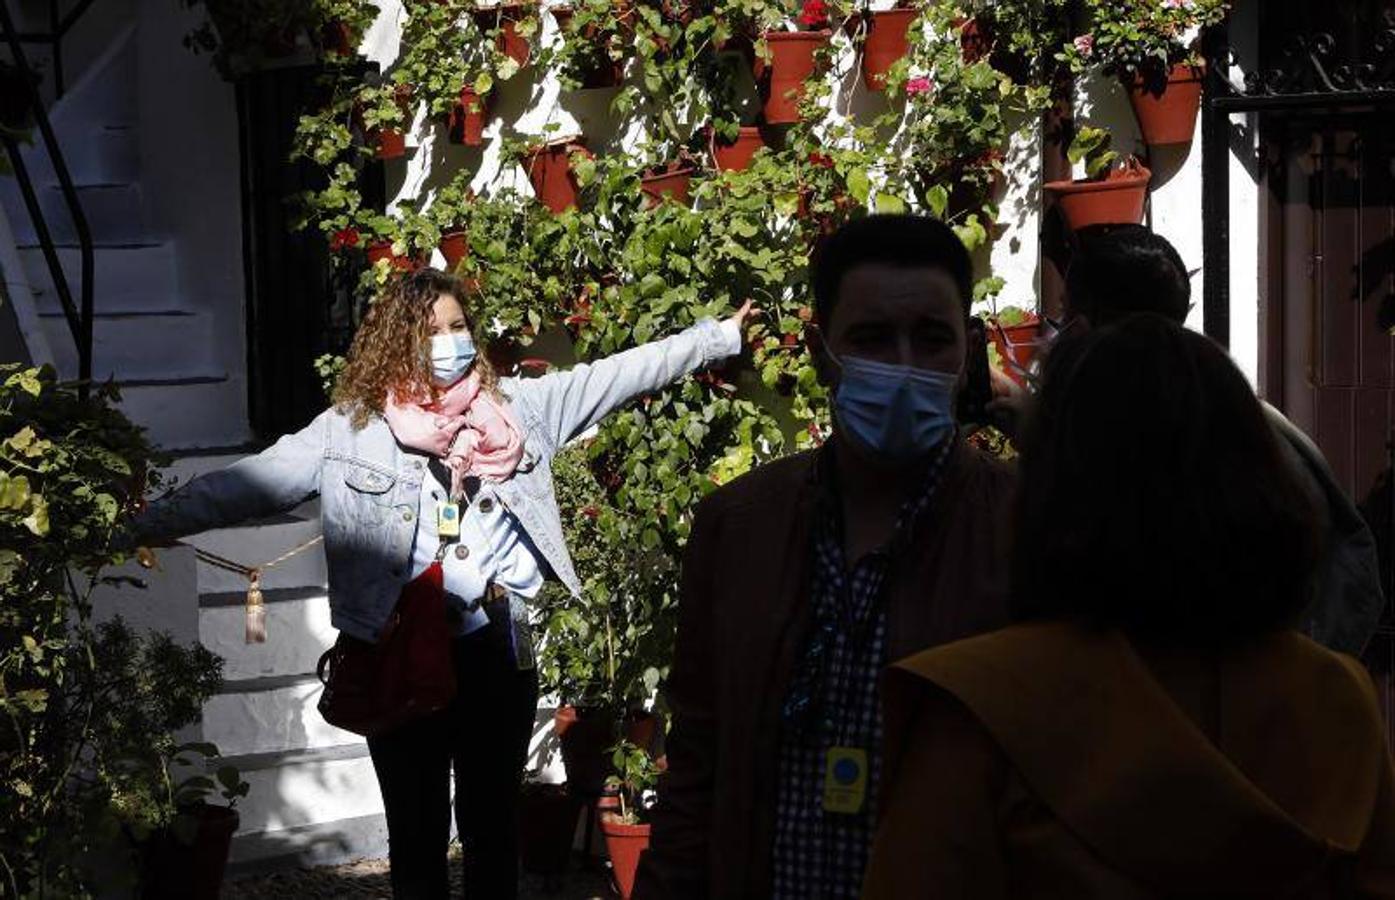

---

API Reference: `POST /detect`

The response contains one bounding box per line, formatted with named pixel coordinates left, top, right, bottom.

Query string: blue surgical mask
left=831, top=354, right=958, bottom=461
left=430, top=332, right=477, bottom=386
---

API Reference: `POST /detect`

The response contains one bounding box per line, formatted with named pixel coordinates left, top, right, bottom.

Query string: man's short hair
left=811, top=214, right=974, bottom=327
left=1065, top=224, right=1191, bottom=327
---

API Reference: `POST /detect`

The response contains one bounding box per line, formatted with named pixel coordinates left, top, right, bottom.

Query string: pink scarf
left=383, top=371, right=524, bottom=499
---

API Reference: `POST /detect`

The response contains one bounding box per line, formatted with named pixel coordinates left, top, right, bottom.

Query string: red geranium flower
left=798, top=0, right=828, bottom=28
left=808, top=151, right=835, bottom=168
left=329, top=227, right=361, bottom=251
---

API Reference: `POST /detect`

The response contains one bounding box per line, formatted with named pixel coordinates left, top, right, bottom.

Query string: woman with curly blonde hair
left=136, top=267, right=751, bottom=899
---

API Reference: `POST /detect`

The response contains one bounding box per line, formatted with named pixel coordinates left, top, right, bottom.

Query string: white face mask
left=430, top=332, right=477, bottom=387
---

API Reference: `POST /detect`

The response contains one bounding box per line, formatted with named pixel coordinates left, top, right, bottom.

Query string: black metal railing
left=5, top=0, right=99, bottom=98
left=0, top=0, right=98, bottom=394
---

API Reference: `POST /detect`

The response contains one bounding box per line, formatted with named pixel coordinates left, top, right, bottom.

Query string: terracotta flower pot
left=552, top=6, right=629, bottom=86
left=366, top=240, right=420, bottom=270
left=518, top=782, right=582, bottom=876
left=1127, top=63, right=1205, bottom=146
left=757, top=30, right=830, bottom=125
left=555, top=704, right=617, bottom=796
left=439, top=230, right=470, bottom=268
left=448, top=86, right=490, bottom=146
left=373, top=128, right=406, bottom=160
left=524, top=137, right=590, bottom=213
left=600, top=814, right=651, bottom=900
left=987, top=315, right=1042, bottom=387
left=141, top=805, right=239, bottom=900
left=473, top=3, right=533, bottom=68
left=1043, top=162, right=1152, bottom=231
left=860, top=9, right=916, bottom=92
left=321, top=21, right=357, bottom=57
left=640, top=163, right=697, bottom=206
left=957, top=16, right=991, bottom=63
left=710, top=126, right=765, bottom=172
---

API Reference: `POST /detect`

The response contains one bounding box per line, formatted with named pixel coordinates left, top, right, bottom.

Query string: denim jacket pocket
left=342, top=462, right=397, bottom=505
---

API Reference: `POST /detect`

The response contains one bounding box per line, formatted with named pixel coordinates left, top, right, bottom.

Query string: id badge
left=436, top=500, right=461, bottom=539
left=822, top=746, right=868, bottom=815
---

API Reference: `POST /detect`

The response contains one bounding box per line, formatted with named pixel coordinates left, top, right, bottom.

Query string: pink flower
left=1073, top=34, right=1094, bottom=56
left=1164, top=0, right=1191, bottom=7
left=905, top=76, right=933, bottom=96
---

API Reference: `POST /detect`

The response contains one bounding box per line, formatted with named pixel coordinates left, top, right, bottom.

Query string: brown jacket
left=634, top=439, right=1015, bottom=899
left=863, top=622, right=1395, bottom=899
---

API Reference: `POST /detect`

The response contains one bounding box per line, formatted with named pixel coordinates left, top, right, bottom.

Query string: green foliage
left=0, top=367, right=227, bottom=896
left=1060, top=0, right=1229, bottom=79
left=604, top=739, right=661, bottom=823
left=1066, top=125, right=1119, bottom=180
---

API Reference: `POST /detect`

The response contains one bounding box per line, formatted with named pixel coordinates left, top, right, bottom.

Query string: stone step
left=2, top=181, right=154, bottom=246
left=60, top=126, right=141, bottom=185
left=40, top=307, right=213, bottom=381
left=115, top=374, right=253, bottom=451
left=200, top=587, right=334, bottom=682
left=203, top=676, right=359, bottom=758
left=18, top=242, right=179, bottom=315
left=228, top=812, right=388, bottom=872
left=222, top=746, right=384, bottom=837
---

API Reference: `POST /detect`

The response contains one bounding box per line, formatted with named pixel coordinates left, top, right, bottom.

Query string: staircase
left=0, top=13, right=390, bottom=871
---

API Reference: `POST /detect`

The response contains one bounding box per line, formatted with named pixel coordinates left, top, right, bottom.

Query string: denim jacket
left=137, top=319, right=739, bottom=642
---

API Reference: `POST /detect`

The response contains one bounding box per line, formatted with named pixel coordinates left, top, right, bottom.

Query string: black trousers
left=367, top=620, right=539, bottom=899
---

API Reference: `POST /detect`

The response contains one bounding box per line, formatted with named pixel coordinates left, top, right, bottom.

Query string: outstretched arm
left=132, top=410, right=330, bottom=544
left=519, top=303, right=752, bottom=450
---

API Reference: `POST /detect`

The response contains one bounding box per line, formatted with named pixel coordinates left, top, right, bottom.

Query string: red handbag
left=316, top=562, right=457, bottom=737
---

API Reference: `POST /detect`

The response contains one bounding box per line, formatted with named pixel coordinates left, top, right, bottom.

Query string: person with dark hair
left=132, top=268, right=752, bottom=899
left=634, top=215, right=1015, bottom=899
left=863, top=315, right=1395, bottom=898
left=1055, top=224, right=1383, bottom=656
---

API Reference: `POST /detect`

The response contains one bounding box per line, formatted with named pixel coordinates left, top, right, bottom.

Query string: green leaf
left=926, top=184, right=949, bottom=219
left=874, top=193, right=907, bottom=215
left=847, top=167, right=871, bottom=204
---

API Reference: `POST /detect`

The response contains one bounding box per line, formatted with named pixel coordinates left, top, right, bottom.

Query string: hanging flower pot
left=709, top=126, right=765, bottom=172
left=860, top=9, right=916, bottom=92
left=600, top=814, right=650, bottom=900
left=373, top=128, right=406, bottom=160
left=523, top=136, right=591, bottom=213
left=956, top=16, right=991, bottom=63
left=640, top=162, right=697, bottom=207
left=473, top=3, right=535, bottom=68
left=448, top=86, right=491, bottom=146
left=987, top=312, right=1043, bottom=387
left=756, top=30, right=830, bottom=125
left=1127, top=63, right=1205, bottom=147
left=320, top=21, right=358, bottom=57
left=439, top=230, right=470, bottom=268
left=366, top=240, right=421, bottom=271
left=552, top=5, right=629, bottom=87
left=1043, top=160, right=1152, bottom=231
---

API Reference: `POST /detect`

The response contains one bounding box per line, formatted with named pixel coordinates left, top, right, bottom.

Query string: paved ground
left=224, top=855, right=614, bottom=899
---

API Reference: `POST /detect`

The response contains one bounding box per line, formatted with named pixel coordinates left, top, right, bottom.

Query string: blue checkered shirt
left=771, top=437, right=954, bottom=899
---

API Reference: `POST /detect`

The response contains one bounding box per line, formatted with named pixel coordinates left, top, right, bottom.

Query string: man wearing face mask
left=633, top=215, right=1015, bottom=900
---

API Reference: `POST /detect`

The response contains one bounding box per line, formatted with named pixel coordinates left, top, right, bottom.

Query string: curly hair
left=333, top=268, right=500, bottom=428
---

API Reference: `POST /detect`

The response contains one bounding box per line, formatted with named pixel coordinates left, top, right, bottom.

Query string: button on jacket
left=136, top=319, right=741, bottom=642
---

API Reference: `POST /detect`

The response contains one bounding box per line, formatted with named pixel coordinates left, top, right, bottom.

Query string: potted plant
left=518, top=774, right=583, bottom=881
left=354, top=81, right=414, bottom=160
left=139, top=743, right=251, bottom=900
left=1062, top=0, right=1229, bottom=146
left=600, top=741, right=662, bottom=900
left=520, top=134, right=593, bottom=213
left=756, top=0, right=832, bottom=124
left=709, top=123, right=766, bottom=172
left=985, top=304, right=1041, bottom=387
left=550, top=0, right=633, bottom=89
left=472, top=1, right=539, bottom=71
left=1043, top=126, right=1151, bottom=230
left=853, top=5, right=918, bottom=92
left=312, top=0, right=375, bottom=59
left=429, top=176, right=474, bottom=268
left=448, top=80, right=494, bottom=146
left=640, top=152, right=700, bottom=207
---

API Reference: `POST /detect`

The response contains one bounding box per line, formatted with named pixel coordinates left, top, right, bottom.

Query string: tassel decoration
left=245, top=569, right=267, bottom=644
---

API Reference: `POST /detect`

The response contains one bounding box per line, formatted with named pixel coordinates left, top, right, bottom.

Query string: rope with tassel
left=140, top=536, right=325, bottom=643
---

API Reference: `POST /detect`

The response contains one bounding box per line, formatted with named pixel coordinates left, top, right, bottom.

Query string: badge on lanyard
left=436, top=500, right=461, bottom=539
left=822, top=745, right=868, bottom=815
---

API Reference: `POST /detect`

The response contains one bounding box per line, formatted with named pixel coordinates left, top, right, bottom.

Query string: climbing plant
left=284, top=0, right=1106, bottom=703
